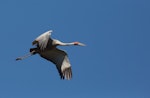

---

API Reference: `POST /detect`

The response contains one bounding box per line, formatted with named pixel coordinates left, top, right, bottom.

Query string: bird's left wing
left=39, top=48, right=72, bottom=80
left=32, top=30, right=53, bottom=50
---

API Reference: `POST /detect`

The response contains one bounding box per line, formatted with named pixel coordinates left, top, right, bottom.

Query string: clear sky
left=0, top=0, right=150, bottom=98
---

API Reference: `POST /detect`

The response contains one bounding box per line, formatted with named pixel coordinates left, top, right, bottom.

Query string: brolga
left=16, top=30, right=85, bottom=80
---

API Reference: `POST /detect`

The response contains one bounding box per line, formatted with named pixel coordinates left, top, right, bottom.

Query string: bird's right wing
left=39, top=48, right=72, bottom=80
left=32, top=30, right=53, bottom=50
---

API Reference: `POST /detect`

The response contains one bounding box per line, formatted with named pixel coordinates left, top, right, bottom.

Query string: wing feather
left=33, top=30, right=52, bottom=50
left=39, top=48, right=72, bottom=80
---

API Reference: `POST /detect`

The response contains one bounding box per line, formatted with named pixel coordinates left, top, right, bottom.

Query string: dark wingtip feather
left=32, top=40, right=38, bottom=45
left=61, top=75, right=65, bottom=80
left=62, top=67, right=72, bottom=80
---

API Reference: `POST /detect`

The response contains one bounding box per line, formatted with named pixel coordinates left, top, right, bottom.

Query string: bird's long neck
left=59, top=42, right=75, bottom=46
left=54, top=40, right=76, bottom=46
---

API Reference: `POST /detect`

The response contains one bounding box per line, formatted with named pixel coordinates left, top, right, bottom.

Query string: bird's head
left=73, top=42, right=86, bottom=46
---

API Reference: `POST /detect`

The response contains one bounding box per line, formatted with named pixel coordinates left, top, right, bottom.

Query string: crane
left=16, top=30, right=85, bottom=80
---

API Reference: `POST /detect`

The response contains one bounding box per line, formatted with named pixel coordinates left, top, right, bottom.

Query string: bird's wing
left=40, top=48, right=72, bottom=80
left=33, top=30, right=53, bottom=50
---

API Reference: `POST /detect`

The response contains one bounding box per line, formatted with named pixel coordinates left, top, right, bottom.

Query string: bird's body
left=16, top=30, right=85, bottom=80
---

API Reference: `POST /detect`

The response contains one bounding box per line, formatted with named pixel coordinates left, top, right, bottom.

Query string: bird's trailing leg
left=16, top=53, right=33, bottom=61
left=16, top=48, right=37, bottom=61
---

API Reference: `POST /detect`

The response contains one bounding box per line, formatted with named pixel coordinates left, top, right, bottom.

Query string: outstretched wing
left=39, top=48, right=72, bottom=80
left=32, top=30, right=53, bottom=50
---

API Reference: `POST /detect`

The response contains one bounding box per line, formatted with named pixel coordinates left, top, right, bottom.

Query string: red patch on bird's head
left=74, top=42, right=79, bottom=45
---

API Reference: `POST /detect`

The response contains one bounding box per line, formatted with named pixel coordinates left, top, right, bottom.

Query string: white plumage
left=34, top=30, right=52, bottom=50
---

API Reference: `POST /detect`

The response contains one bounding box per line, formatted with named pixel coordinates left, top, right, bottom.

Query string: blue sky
left=0, top=0, right=150, bottom=98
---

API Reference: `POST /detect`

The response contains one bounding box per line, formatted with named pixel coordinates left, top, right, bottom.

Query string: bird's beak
left=78, top=42, right=86, bottom=46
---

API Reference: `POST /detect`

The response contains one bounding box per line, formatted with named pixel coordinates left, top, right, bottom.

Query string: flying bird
left=16, top=30, right=85, bottom=80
